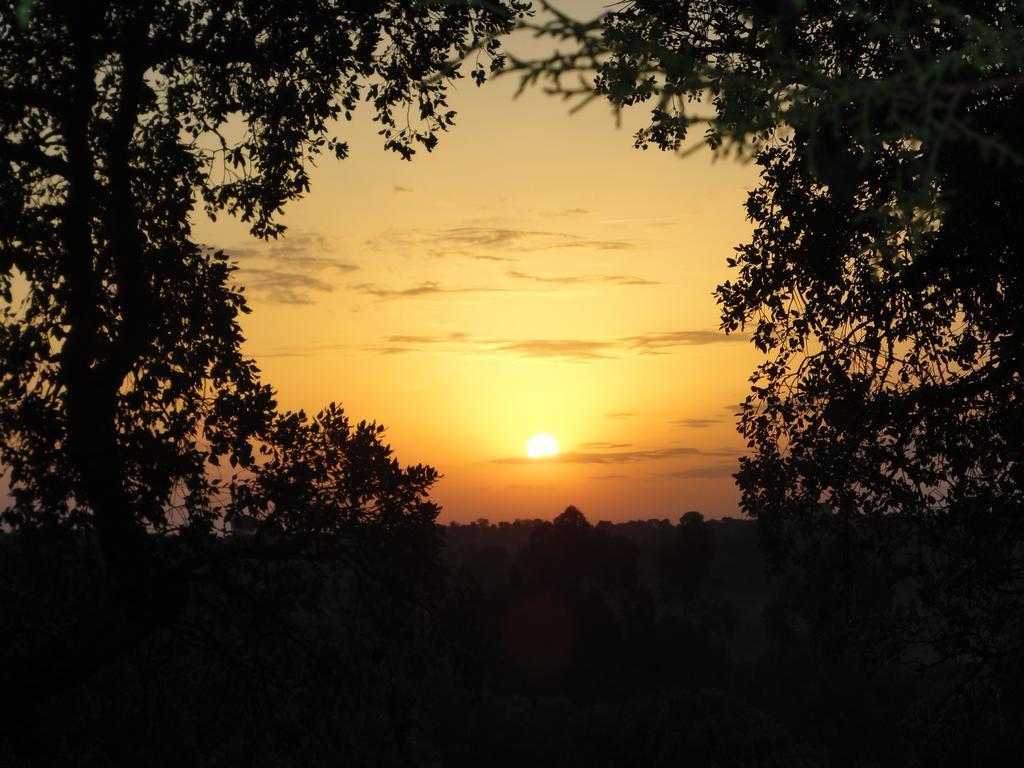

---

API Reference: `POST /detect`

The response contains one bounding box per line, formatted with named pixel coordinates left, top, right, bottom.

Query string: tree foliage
left=722, top=96, right=1024, bottom=673
left=516, top=1, right=1024, bottom=164
left=228, top=403, right=443, bottom=580
left=0, top=0, right=527, bottom=557
left=0, top=0, right=529, bottom=724
left=514, top=0, right=1024, bottom=675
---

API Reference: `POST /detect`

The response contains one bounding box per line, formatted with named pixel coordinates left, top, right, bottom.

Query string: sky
left=191, top=2, right=763, bottom=523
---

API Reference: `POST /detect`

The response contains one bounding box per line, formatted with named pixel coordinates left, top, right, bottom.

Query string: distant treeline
left=433, top=507, right=1021, bottom=766
left=444, top=513, right=773, bottom=661
left=2, top=507, right=1020, bottom=766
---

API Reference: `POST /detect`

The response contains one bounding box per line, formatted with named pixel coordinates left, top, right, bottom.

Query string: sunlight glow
left=526, top=433, right=560, bottom=459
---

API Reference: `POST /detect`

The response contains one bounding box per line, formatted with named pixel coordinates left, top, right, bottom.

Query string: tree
left=514, top=1, right=1024, bottom=677
left=228, top=403, right=443, bottom=590
left=516, top=2, right=1023, bottom=172
left=0, top=0, right=529, bottom=726
left=723, top=102, right=1024, bottom=679
left=0, top=0, right=527, bottom=565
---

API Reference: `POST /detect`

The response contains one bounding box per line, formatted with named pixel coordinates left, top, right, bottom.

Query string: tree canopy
left=514, top=0, right=1024, bottom=675
left=0, top=0, right=530, bottom=725
left=0, top=0, right=528, bottom=563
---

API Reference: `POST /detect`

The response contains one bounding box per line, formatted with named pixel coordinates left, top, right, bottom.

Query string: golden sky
left=192, top=3, right=762, bottom=522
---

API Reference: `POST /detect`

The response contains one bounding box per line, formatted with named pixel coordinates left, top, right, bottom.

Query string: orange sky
left=192, top=2, right=762, bottom=522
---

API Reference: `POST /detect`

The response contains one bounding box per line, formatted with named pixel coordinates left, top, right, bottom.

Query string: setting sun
left=526, top=433, right=560, bottom=459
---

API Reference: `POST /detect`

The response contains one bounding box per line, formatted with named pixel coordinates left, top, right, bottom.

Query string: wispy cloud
left=625, top=331, right=747, bottom=354
left=496, top=331, right=745, bottom=361
left=264, top=257, right=358, bottom=272
left=393, top=185, right=413, bottom=193
left=366, top=225, right=634, bottom=261
left=439, top=227, right=632, bottom=252
left=494, top=339, right=615, bottom=361
left=352, top=282, right=506, bottom=300
left=506, top=269, right=657, bottom=286
left=228, top=232, right=356, bottom=269
left=270, top=329, right=746, bottom=361
left=542, top=207, right=590, bottom=218
left=365, top=328, right=746, bottom=361
left=386, top=333, right=469, bottom=344
left=605, top=411, right=636, bottom=420
left=223, top=231, right=359, bottom=304
left=370, top=332, right=470, bottom=355
left=467, top=253, right=518, bottom=262
left=657, top=462, right=738, bottom=479
left=674, top=418, right=721, bottom=429
left=241, top=269, right=335, bottom=305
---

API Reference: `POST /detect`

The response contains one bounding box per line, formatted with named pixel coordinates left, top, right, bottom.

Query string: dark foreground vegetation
left=3, top=506, right=1020, bottom=766
left=4, top=1, right=1024, bottom=765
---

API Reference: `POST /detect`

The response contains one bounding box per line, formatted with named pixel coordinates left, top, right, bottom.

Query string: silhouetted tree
left=0, top=0, right=527, bottom=571
left=227, top=403, right=443, bottom=590
left=516, top=0, right=1024, bottom=683
left=515, top=2, right=1022, bottom=187
left=723, top=111, right=1024, bottom=682
left=0, top=0, right=528, bottom=731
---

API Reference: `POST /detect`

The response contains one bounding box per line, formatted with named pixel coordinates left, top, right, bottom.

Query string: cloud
left=352, top=281, right=506, bottom=300
left=578, top=441, right=633, bottom=450
left=657, top=462, right=739, bottom=479
left=674, top=418, right=720, bottom=428
left=439, top=227, right=632, bottom=252
left=370, top=332, right=470, bottom=354
left=366, top=225, right=634, bottom=260
left=542, top=207, right=590, bottom=218
left=386, top=333, right=468, bottom=343
left=364, top=328, right=746, bottom=361
left=229, top=232, right=355, bottom=267
left=466, top=253, right=518, bottom=262
left=493, top=339, right=615, bottom=361
left=267, top=257, right=358, bottom=272
left=624, top=331, right=748, bottom=354
left=722, top=402, right=764, bottom=416
left=222, top=231, right=359, bottom=304
left=439, top=227, right=557, bottom=249
left=240, top=269, right=335, bottom=305
left=605, top=412, right=636, bottom=420
left=494, top=445, right=703, bottom=465
left=496, top=330, right=744, bottom=361
left=590, top=474, right=628, bottom=480
left=393, top=185, right=414, bottom=193
left=505, top=269, right=657, bottom=286
left=267, top=328, right=746, bottom=361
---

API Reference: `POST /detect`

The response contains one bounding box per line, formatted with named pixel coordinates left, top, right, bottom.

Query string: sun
left=526, top=433, right=559, bottom=459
